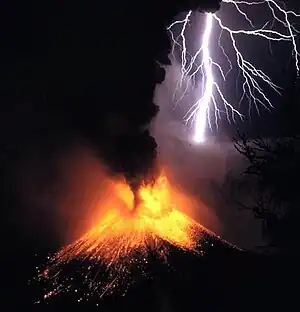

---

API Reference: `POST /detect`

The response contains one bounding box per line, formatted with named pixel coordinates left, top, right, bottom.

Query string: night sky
left=1, top=0, right=299, bottom=311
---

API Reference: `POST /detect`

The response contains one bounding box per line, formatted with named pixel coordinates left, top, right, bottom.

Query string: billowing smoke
left=92, top=0, right=222, bottom=189
left=2, top=1, right=224, bottom=249
left=50, top=0, right=222, bottom=193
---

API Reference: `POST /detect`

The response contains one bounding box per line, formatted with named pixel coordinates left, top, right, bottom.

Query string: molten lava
left=55, top=172, right=203, bottom=266
left=38, top=171, right=210, bottom=301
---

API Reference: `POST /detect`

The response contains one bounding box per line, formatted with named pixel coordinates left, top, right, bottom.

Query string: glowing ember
left=36, top=171, right=210, bottom=301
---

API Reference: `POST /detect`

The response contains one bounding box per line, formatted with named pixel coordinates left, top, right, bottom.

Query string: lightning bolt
left=168, top=0, right=300, bottom=143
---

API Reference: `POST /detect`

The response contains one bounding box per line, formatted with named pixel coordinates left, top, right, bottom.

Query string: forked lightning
left=168, top=0, right=300, bottom=143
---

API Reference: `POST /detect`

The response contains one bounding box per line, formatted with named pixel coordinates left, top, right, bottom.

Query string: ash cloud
left=43, top=0, right=222, bottom=191
left=0, top=1, right=222, bottom=248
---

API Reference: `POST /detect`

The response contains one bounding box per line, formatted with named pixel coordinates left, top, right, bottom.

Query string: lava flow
left=37, top=171, right=211, bottom=301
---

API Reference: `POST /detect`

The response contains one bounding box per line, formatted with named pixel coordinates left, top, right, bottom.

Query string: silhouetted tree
left=234, top=128, right=300, bottom=254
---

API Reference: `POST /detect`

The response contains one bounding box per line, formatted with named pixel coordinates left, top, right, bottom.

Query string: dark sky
left=220, top=0, right=300, bottom=137
left=1, top=0, right=299, bottom=310
left=222, top=0, right=300, bottom=137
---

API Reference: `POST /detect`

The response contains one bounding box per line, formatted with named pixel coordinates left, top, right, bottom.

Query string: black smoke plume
left=0, top=0, right=222, bottom=230
left=52, top=0, right=222, bottom=190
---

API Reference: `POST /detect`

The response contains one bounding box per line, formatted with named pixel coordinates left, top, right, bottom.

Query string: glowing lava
left=37, top=171, right=209, bottom=301
left=56, top=172, right=201, bottom=265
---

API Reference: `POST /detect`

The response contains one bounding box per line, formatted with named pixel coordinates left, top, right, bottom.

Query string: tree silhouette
left=234, top=127, right=300, bottom=253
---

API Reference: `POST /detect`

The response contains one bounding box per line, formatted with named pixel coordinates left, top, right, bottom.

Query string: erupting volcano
left=36, top=170, right=217, bottom=302
left=56, top=172, right=204, bottom=263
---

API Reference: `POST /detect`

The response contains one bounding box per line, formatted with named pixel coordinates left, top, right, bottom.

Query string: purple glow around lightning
left=168, top=0, right=300, bottom=143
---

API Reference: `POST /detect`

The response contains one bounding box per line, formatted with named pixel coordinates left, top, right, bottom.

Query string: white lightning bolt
left=168, top=0, right=300, bottom=143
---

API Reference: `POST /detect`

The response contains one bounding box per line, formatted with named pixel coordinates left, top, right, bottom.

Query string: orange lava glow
left=37, top=169, right=216, bottom=301
left=54, top=171, right=206, bottom=267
